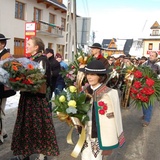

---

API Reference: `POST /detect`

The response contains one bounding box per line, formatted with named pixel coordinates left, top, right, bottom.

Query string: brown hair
left=0, top=40, right=7, bottom=47
left=98, top=74, right=108, bottom=83
left=30, top=36, right=44, bottom=53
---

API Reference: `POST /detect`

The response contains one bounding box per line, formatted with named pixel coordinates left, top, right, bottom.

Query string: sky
left=64, top=0, right=160, bottom=43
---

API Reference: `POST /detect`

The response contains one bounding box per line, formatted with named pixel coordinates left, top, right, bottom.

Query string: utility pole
left=64, top=0, right=77, bottom=63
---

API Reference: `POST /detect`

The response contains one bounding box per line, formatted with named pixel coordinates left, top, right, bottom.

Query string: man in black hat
left=0, top=33, right=14, bottom=145
left=89, top=43, right=109, bottom=69
left=0, top=33, right=11, bottom=60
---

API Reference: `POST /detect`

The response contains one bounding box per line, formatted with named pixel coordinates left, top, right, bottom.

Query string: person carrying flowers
left=140, top=51, right=160, bottom=127
left=79, top=60, right=125, bottom=160
left=0, top=33, right=16, bottom=145
left=10, top=36, right=59, bottom=160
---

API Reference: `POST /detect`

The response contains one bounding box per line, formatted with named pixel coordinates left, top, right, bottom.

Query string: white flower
left=66, top=107, right=77, bottom=114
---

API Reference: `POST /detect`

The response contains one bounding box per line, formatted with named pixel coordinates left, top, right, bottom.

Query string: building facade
left=0, top=0, right=67, bottom=57
left=142, top=21, right=160, bottom=57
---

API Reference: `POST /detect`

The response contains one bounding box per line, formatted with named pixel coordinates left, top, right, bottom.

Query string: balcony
left=35, top=20, right=64, bottom=38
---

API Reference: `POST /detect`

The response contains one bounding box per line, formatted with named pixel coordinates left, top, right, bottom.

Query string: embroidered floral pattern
left=97, top=101, right=108, bottom=115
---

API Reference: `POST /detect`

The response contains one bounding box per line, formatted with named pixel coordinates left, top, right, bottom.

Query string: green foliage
left=52, top=86, right=91, bottom=125
left=60, top=49, right=94, bottom=88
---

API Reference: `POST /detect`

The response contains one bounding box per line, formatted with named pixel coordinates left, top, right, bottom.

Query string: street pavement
left=0, top=98, right=160, bottom=160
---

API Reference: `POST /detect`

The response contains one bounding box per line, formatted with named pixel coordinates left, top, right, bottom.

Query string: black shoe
left=3, top=134, right=8, bottom=139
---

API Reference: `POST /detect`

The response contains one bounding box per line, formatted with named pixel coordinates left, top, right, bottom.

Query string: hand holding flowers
left=52, top=85, right=91, bottom=158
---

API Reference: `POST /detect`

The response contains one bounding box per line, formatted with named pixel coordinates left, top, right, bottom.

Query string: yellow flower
left=69, top=86, right=77, bottom=93
left=59, top=95, right=66, bottom=102
left=68, top=100, right=76, bottom=107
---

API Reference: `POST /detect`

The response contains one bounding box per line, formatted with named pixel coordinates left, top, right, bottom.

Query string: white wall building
left=0, top=0, right=67, bottom=57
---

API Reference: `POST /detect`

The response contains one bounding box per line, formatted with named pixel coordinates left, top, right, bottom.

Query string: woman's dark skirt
left=11, top=93, right=59, bottom=156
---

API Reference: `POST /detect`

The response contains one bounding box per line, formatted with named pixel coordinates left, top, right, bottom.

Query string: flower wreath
left=130, top=65, right=160, bottom=109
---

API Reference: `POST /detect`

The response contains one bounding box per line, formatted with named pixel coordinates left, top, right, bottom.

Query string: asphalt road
left=0, top=100, right=160, bottom=160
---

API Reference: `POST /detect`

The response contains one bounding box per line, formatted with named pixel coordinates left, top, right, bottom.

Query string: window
left=148, top=43, right=153, bottom=50
left=15, top=1, right=25, bottom=20
left=34, top=8, right=41, bottom=22
left=152, top=30, right=159, bottom=36
left=61, top=18, right=66, bottom=31
left=48, top=43, right=53, bottom=49
left=56, top=44, right=64, bottom=55
left=48, top=13, right=56, bottom=32
left=49, top=13, right=55, bottom=24
left=34, top=8, right=41, bottom=30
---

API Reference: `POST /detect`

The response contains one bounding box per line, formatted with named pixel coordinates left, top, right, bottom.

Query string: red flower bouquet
left=130, top=66, right=160, bottom=109
left=2, top=59, right=46, bottom=92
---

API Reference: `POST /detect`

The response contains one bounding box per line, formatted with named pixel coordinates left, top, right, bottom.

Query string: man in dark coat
left=89, top=43, right=110, bottom=69
left=45, top=48, right=61, bottom=97
left=141, top=51, right=160, bottom=127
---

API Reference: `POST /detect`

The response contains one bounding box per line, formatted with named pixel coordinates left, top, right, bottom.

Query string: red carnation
left=141, top=87, right=155, bottom=95
left=99, top=109, right=105, bottom=115
left=133, top=70, right=143, bottom=78
left=133, top=81, right=142, bottom=89
left=146, top=78, right=155, bottom=87
left=103, top=105, right=108, bottom=110
left=140, top=95, right=149, bottom=102
left=98, top=101, right=105, bottom=106
left=130, top=87, right=139, bottom=94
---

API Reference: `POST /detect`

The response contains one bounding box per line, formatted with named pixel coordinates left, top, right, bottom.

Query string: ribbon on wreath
left=67, top=117, right=86, bottom=158
left=121, top=67, right=135, bottom=108
left=76, top=55, right=90, bottom=92
left=57, top=112, right=86, bottom=158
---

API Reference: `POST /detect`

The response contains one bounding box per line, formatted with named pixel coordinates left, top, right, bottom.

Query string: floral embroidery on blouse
left=97, top=101, right=108, bottom=115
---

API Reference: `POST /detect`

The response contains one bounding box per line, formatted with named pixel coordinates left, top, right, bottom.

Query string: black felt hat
left=88, top=43, right=104, bottom=50
left=79, top=60, right=108, bottom=74
left=45, top=48, right=54, bottom=55
left=0, top=34, right=10, bottom=41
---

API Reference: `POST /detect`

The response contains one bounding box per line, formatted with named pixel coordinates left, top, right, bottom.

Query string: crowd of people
left=0, top=33, right=160, bottom=160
